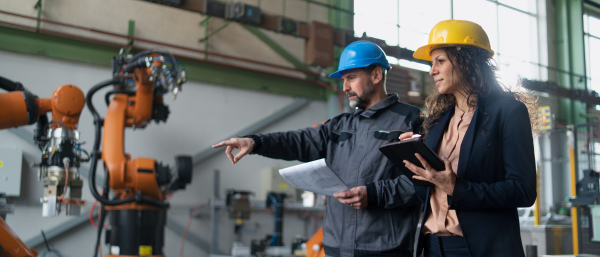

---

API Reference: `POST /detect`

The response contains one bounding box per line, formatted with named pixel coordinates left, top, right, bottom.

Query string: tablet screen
left=379, top=137, right=444, bottom=186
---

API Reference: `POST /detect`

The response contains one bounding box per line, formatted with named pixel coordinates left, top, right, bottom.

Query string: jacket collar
left=424, top=95, right=485, bottom=177
left=354, top=94, right=399, bottom=118
left=424, top=106, right=454, bottom=150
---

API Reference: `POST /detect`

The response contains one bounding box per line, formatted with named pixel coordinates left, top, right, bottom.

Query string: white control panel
left=0, top=146, right=22, bottom=196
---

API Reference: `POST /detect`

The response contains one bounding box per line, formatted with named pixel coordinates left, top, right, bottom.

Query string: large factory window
left=495, top=5, right=541, bottom=83
left=354, top=0, right=543, bottom=86
left=585, top=8, right=600, bottom=93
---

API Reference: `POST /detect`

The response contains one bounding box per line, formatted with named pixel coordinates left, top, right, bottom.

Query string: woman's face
left=429, top=49, right=463, bottom=95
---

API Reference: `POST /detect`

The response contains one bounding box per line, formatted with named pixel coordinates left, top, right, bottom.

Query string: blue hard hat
left=329, top=41, right=391, bottom=79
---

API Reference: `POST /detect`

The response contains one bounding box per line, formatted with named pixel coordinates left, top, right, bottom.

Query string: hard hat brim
left=328, top=64, right=391, bottom=79
left=413, top=45, right=436, bottom=62
left=329, top=70, right=343, bottom=79
left=413, top=43, right=494, bottom=62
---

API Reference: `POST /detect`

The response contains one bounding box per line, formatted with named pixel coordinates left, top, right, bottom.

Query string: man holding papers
left=213, top=41, right=422, bottom=257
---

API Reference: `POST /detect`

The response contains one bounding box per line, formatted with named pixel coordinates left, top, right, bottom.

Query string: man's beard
left=348, top=80, right=375, bottom=109
left=348, top=98, right=357, bottom=108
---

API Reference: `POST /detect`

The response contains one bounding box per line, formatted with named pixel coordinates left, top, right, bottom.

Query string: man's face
left=341, top=68, right=376, bottom=109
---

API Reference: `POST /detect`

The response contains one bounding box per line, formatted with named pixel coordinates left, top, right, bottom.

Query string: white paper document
left=278, top=158, right=349, bottom=196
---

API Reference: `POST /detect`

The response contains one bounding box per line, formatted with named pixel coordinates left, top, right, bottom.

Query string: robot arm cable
left=125, top=49, right=180, bottom=83
left=104, top=89, right=135, bottom=106
left=86, top=79, right=132, bottom=206
left=35, top=114, right=49, bottom=150
left=92, top=185, right=109, bottom=257
left=0, top=75, right=25, bottom=92
left=86, top=79, right=119, bottom=123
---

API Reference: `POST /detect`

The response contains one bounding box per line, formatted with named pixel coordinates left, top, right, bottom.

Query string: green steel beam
left=556, top=0, right=571, bottom=124
left=127, top=20, right=135, bottom=47
left=199, top=22, right=230, bottom=43
left=570, top=0, right=587, bottom=124
left=128, top=20, right=135, bottom=38
left=34, top=0, right=42, bottom=31
left=0, top=25, right=328, bottom=100
left=556, top=0, right=587, bottom=125
left=201, top=16, right=212, bottom=56
left=327, top=0, right=353, bottom=94
left=0, top=26, right=119, bottom=67
left=125, top=20, right=136, bottom=54
left=328, top=0, right=353, bottom=31
left=242, top=25, right=308, bottom=71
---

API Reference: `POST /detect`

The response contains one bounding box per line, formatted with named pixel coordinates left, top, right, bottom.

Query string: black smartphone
left=379, top=137, right=444, bottom=186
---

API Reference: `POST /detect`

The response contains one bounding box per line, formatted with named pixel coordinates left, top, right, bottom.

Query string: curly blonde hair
left=421, top=46, right=541, bottom=136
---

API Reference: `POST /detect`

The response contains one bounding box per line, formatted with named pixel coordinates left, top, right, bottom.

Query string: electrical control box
left=226, top=3, right=261, bottom=25
left=0, top=146, right=22, bottom=196
left=204, top=0, right=227, bottom=18
left=278, top=17, right=298, bottom=36
left=305, top=21, right=334, bottom=67
left=260, top=167, right=300, bottom=202
left=540, top=105, right=553, bottom=130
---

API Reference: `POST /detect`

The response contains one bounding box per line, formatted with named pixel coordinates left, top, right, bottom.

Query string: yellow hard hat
left=413, top=19, right=494, bottom=61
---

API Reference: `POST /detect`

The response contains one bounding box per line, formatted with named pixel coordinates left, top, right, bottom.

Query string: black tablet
left=379, top=137, right=444, bottom=187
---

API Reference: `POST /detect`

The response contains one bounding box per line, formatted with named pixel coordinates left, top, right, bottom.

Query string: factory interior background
left=2, top=0, right=600, bottom=256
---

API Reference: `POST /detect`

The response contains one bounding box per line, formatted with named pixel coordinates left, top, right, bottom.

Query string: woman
left=400, top=19, right=539, bottom=257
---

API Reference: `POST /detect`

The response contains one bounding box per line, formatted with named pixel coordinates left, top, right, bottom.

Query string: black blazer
left=414, top=94, right=537, bottom=257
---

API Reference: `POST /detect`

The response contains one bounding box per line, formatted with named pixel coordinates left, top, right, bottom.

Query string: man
left=213, top=41, right=422, bottom=257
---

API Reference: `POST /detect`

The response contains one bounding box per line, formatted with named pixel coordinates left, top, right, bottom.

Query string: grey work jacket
left=254, top=94, right=422, bottom=257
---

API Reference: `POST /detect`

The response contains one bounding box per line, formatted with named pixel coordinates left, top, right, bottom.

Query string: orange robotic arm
left=0, top=76, right=87, bottom=257
left=0, top=78, right=84, bottom=130
left=88, top=52, right=189, bottom=207
left=86, top=49, right=191, bottom=257
left=0, top=217, right=38, bottom=257
left=101, top=58, right=167, bottom=203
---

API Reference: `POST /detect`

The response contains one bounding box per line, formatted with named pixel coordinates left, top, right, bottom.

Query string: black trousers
left=424, top=234, right=471, bottom=257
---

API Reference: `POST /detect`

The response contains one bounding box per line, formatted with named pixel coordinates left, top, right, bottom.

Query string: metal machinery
left=224, top=189, right=325, bottom=257
left=227, top=190, right=296, bottom=257
left=226, top=189, right=253, bottom=239
left=570, top=121, right=600, bottom=254
left=249, top=192, right=288, bottom=256
left=86, top=48, right=192, bottom=257
left=0, top=76, right=88, bottom=256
